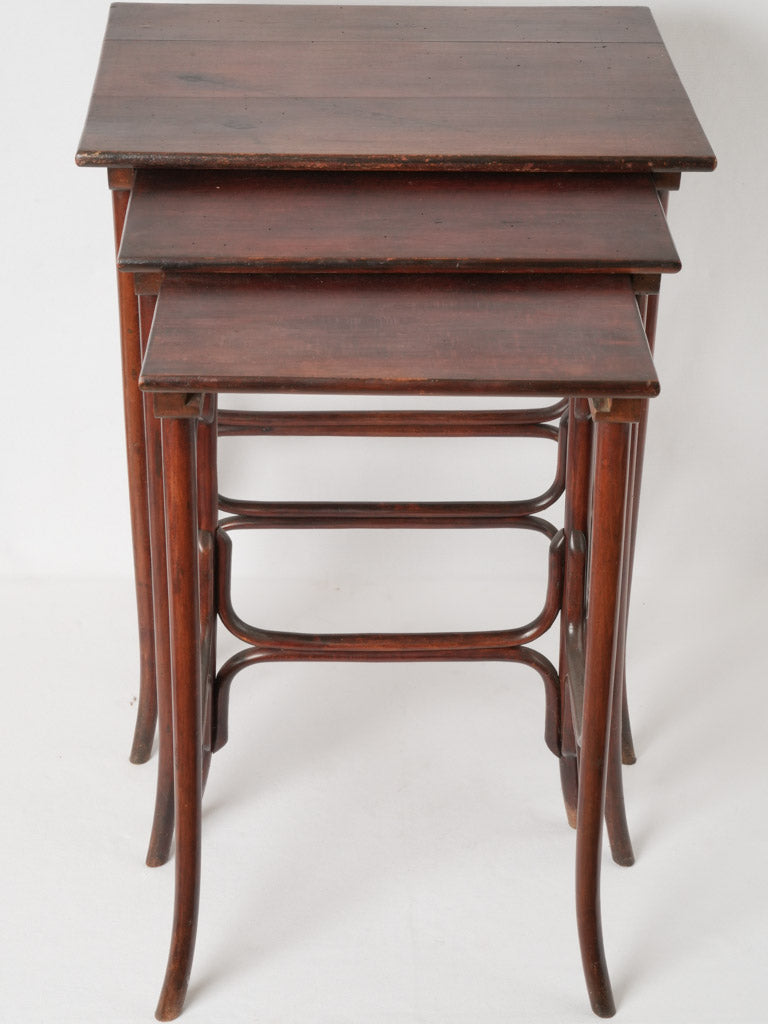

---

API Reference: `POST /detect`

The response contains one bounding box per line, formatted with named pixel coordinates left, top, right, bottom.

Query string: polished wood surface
left=140, top=274, right=658, bottom=397
left=119, top=171, right=680, bottom=275
left=77, top=5, right=715, bottom=171
left=92, top=41, right=685, bottom=100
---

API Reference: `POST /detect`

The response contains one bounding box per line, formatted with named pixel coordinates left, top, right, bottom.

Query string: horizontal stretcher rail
left=216, top=510, right=561, bottom=538
left=216, top=405, right=567, bottom=436
left=212, top=642, right=561, bottom=757
left=217, top=415, right=566, bottom=522
left=216, top=499, right=562, bottom=527
left=216, top=522, right=564, bottom=654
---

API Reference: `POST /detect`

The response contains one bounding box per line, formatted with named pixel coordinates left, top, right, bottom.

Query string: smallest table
left=139, top=270, right=657, bottom=1020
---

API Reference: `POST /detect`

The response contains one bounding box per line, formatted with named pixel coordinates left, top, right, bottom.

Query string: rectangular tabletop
left=140, top=273, right=659, bottom=398
left=77, top=4, right=715, bottom=172
left=119, top=171, right=680, bottom=275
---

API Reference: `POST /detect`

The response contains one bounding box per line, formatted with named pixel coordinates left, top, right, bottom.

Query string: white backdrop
left=1, top=3, right=766, bottom=1023
left=1, top=0, right=766, bottom=582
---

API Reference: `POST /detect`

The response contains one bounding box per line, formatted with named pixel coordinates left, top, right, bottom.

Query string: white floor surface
left=1, top=568, right=765, bottom=1024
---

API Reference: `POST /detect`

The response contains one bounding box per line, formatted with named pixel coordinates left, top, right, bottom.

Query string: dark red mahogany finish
left=76, top=4, right=715, bottom=1021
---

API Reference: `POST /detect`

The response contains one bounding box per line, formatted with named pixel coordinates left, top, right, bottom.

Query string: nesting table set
left=77, top=5, right=715, bottom=1019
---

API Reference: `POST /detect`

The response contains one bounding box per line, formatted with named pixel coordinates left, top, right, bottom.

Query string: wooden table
left=77, top=5, right=715, bottom=1019
left=78, top=4, right=714, bottom=172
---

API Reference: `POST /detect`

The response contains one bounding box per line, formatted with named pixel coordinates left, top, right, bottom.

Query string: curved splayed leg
left=111, top=185, right=157, bottom=767
left=560, top=400, right=591, bottom=827
left=560, top=688, right=579, bottom=829
left=576, top=418, right=631, bottom=1019
left=617, top=264, right=667, bottom=770
left=604, top=410, right=635, bottom=869
left=138, top=293, right=175, bottom=868
left=198, top=407, right=218, bottom=795
left=155, top=415, right=202, bottom=1022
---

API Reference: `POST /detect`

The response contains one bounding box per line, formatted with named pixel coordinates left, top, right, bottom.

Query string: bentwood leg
left=197, top=400, right=218, bottom=791
left=621, top=279, right=665, bottom=763
left=603, top=504, right=635, bottom=865
left=156, top=411, right=202, bottom=1023
left=111, top=175, right=157, bottom=764
left=618, top=190, right=670, bottom=766
left=559, top=399, right=593, bottom=826
left=603, top=291, right=655, bottom=859
left=139, top=293, right=175, bottom=868
left=612, top=293, right=648, bottom=771
left=617, top=291, right=659, bottom=765
left=603, top=403, right=638, bottom=867
left=576, top=416, right=632, bottom=1019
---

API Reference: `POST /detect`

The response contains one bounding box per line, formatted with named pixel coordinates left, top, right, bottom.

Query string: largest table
left=77, top=4, right=715, bottom=1019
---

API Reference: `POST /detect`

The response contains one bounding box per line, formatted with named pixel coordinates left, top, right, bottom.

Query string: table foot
left=560, top=755, right=579, bottom=828
left=129, top=673, right=157, bottom=764
left=605, top=680, right=635, bottom=867
left=621, top=674, right=637, bottom=764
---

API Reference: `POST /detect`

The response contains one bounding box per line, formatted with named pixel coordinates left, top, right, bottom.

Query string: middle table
left=121, top=164, right=674, bottom=1019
